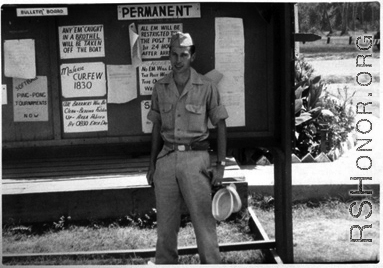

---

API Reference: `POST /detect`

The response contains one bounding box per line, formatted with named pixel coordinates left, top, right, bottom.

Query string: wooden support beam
left=272, top=4, right=294, bottom=263
left=2, top=240, right=276, bottom=262
left=248, top=207, right=283, bottom=264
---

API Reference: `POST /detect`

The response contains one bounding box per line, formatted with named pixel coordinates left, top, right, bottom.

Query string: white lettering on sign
left=60, top=62, right=106, bottom=98
left=118, top=3, right=200, bottom=20
left=59, top=24, right=105, bottom=59
left=139, top=61, right=172, bottom=95
left=13, top=76, right=49, bottom=122
left=16, top=7, right=68, bottom=17
left=62, top=99, right=108, bottom=133
left=139, top=24, right=182, bottom=59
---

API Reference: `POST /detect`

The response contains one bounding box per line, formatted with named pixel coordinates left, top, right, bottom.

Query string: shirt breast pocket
left=160, top=103, right=173, bottom=130
left=185, top=104, right=206, bottom=133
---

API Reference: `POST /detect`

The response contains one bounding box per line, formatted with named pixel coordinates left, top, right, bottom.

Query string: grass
left=2, top=213, right=264, bottom=265
left=3, top=195, right=380, bottom=265
left=249, top=194, right=380, bottom=263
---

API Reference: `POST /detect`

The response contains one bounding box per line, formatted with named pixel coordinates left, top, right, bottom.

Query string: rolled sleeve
left=209, top=104, right=229, bottom=126
left=207, top=83, right=229, bottom=126
left=147, top=109, right=161, bottom=125
left=147, top=86, right=161, bottom=125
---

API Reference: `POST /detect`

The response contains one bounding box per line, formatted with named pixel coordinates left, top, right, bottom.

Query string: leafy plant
left=293, top=56, right=355, bottom=159
left=122, top=208, right=158, bottom=229
left=317, top=86, right=356, bottom=154
left=294, top=56, right=326, bottom=158
left=53, top=215, right=71, bottom=231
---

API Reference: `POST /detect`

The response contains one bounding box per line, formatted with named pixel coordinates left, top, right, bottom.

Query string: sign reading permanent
left=17, top=7, right=68, bottom=16
left=61, top=62, right=106, bottom=98
left=118, top=3, right=200, bottom=20
left=139, top=24, right=182, bottom=58
left=139, top=61, right=172, bottom=95
left=13, top=76, right=48, bottom=122
left=62, top=99, right=108, bottom=133
left=59, top=24, right=105, bottom=59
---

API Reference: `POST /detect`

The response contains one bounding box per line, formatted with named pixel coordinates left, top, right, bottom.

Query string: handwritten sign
left=141, top=100, right=152, bottom=133
left=61, top=62, right=106, bottom=98
left=59, top=24, right=105, bottom=59
left=138, top=24, right=182, bottom=59
left=13, top=76, right=48, bottom=122
left=139, top=61, right=172, bottom=95
left=62, top=99, right=108, bottom=133
left=118, top=3, right=200, bottom=20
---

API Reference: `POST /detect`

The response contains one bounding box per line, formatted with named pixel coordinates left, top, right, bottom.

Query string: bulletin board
left=2, top=3, right=287, bottom=149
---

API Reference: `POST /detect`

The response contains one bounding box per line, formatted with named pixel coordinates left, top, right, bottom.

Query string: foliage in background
left=294, top=56, right=356, bottom=159
left=298, top=2, right=380, bottom=35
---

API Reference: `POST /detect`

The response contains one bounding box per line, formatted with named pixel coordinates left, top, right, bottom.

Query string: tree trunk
left=341, top=3, right=349, bottom=35
left=321, top=5, right=333, bottom=34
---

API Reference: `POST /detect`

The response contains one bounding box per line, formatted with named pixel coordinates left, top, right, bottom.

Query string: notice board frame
left=2, top=3, right=294, bottom=263
left=2, top=2, right=281, bottom=150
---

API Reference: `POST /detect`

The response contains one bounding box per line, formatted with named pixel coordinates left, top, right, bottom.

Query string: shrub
left=294, top=56, right=355, bottom=159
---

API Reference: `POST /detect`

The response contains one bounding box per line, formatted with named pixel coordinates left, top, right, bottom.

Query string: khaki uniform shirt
left=147, top=68, right=228, bottom=145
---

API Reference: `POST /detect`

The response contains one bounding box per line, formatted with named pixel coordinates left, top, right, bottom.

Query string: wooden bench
left=2, top=146, right=247, bottom=224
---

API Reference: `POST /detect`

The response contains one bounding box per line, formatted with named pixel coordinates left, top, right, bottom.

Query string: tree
left=340, top=3, right=349, bottom=35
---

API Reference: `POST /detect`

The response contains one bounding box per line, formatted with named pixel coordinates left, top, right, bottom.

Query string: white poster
left=4, top=39, right=36, bottom=79
left=61, top=62, right=106, bottom=98
left=13, top=76, right=48, bottom=122
left=129, top=23, right=143, bottom=67
left=139, top=60, right=172, bottom=95
left=107, top=65, right=137, bottom=104
left=62, top=99, right=108, bottom=133
left=59, top=24, right=105, bottom=59
left=138, top=23, right=182, bottom=59
left=215, top=17, right=246, bottom=127
left=141, top=100, right=153, bottom=133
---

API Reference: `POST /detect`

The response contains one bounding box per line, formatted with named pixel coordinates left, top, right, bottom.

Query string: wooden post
left=273, top=3, right=294, bottom=263
left=48, top=18, right=62, bottom=141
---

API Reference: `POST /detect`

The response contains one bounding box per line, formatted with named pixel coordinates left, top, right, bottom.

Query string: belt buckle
left=178, top=145, right=186, bottom=151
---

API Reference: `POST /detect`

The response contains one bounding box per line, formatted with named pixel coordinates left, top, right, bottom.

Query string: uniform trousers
left=153, top=148, right=221, bottom=264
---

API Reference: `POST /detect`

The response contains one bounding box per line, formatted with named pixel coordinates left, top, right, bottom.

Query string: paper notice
left=138, top=23, right=182, bottom=59
left=58, top=24, right=105, bottom=59
left=60, top=62, right=106, bottom=98
left=139, top=60, right=172, bottom=95
left=13, top=76, right=48, bottom=122
left=215, top=17, right=245, bottom=127
left=141, top=100, right=153, bottom=133
left=129, top=23, right=143, bottom=67
left=107, top=65, right=137, bottom=104
left=4, top=39, right=36, bottom=79
left=62, top=99, right=108, bottom=133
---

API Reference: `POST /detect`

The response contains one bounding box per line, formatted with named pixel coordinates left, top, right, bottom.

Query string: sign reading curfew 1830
left=118, top=3, right=200, bottom=20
